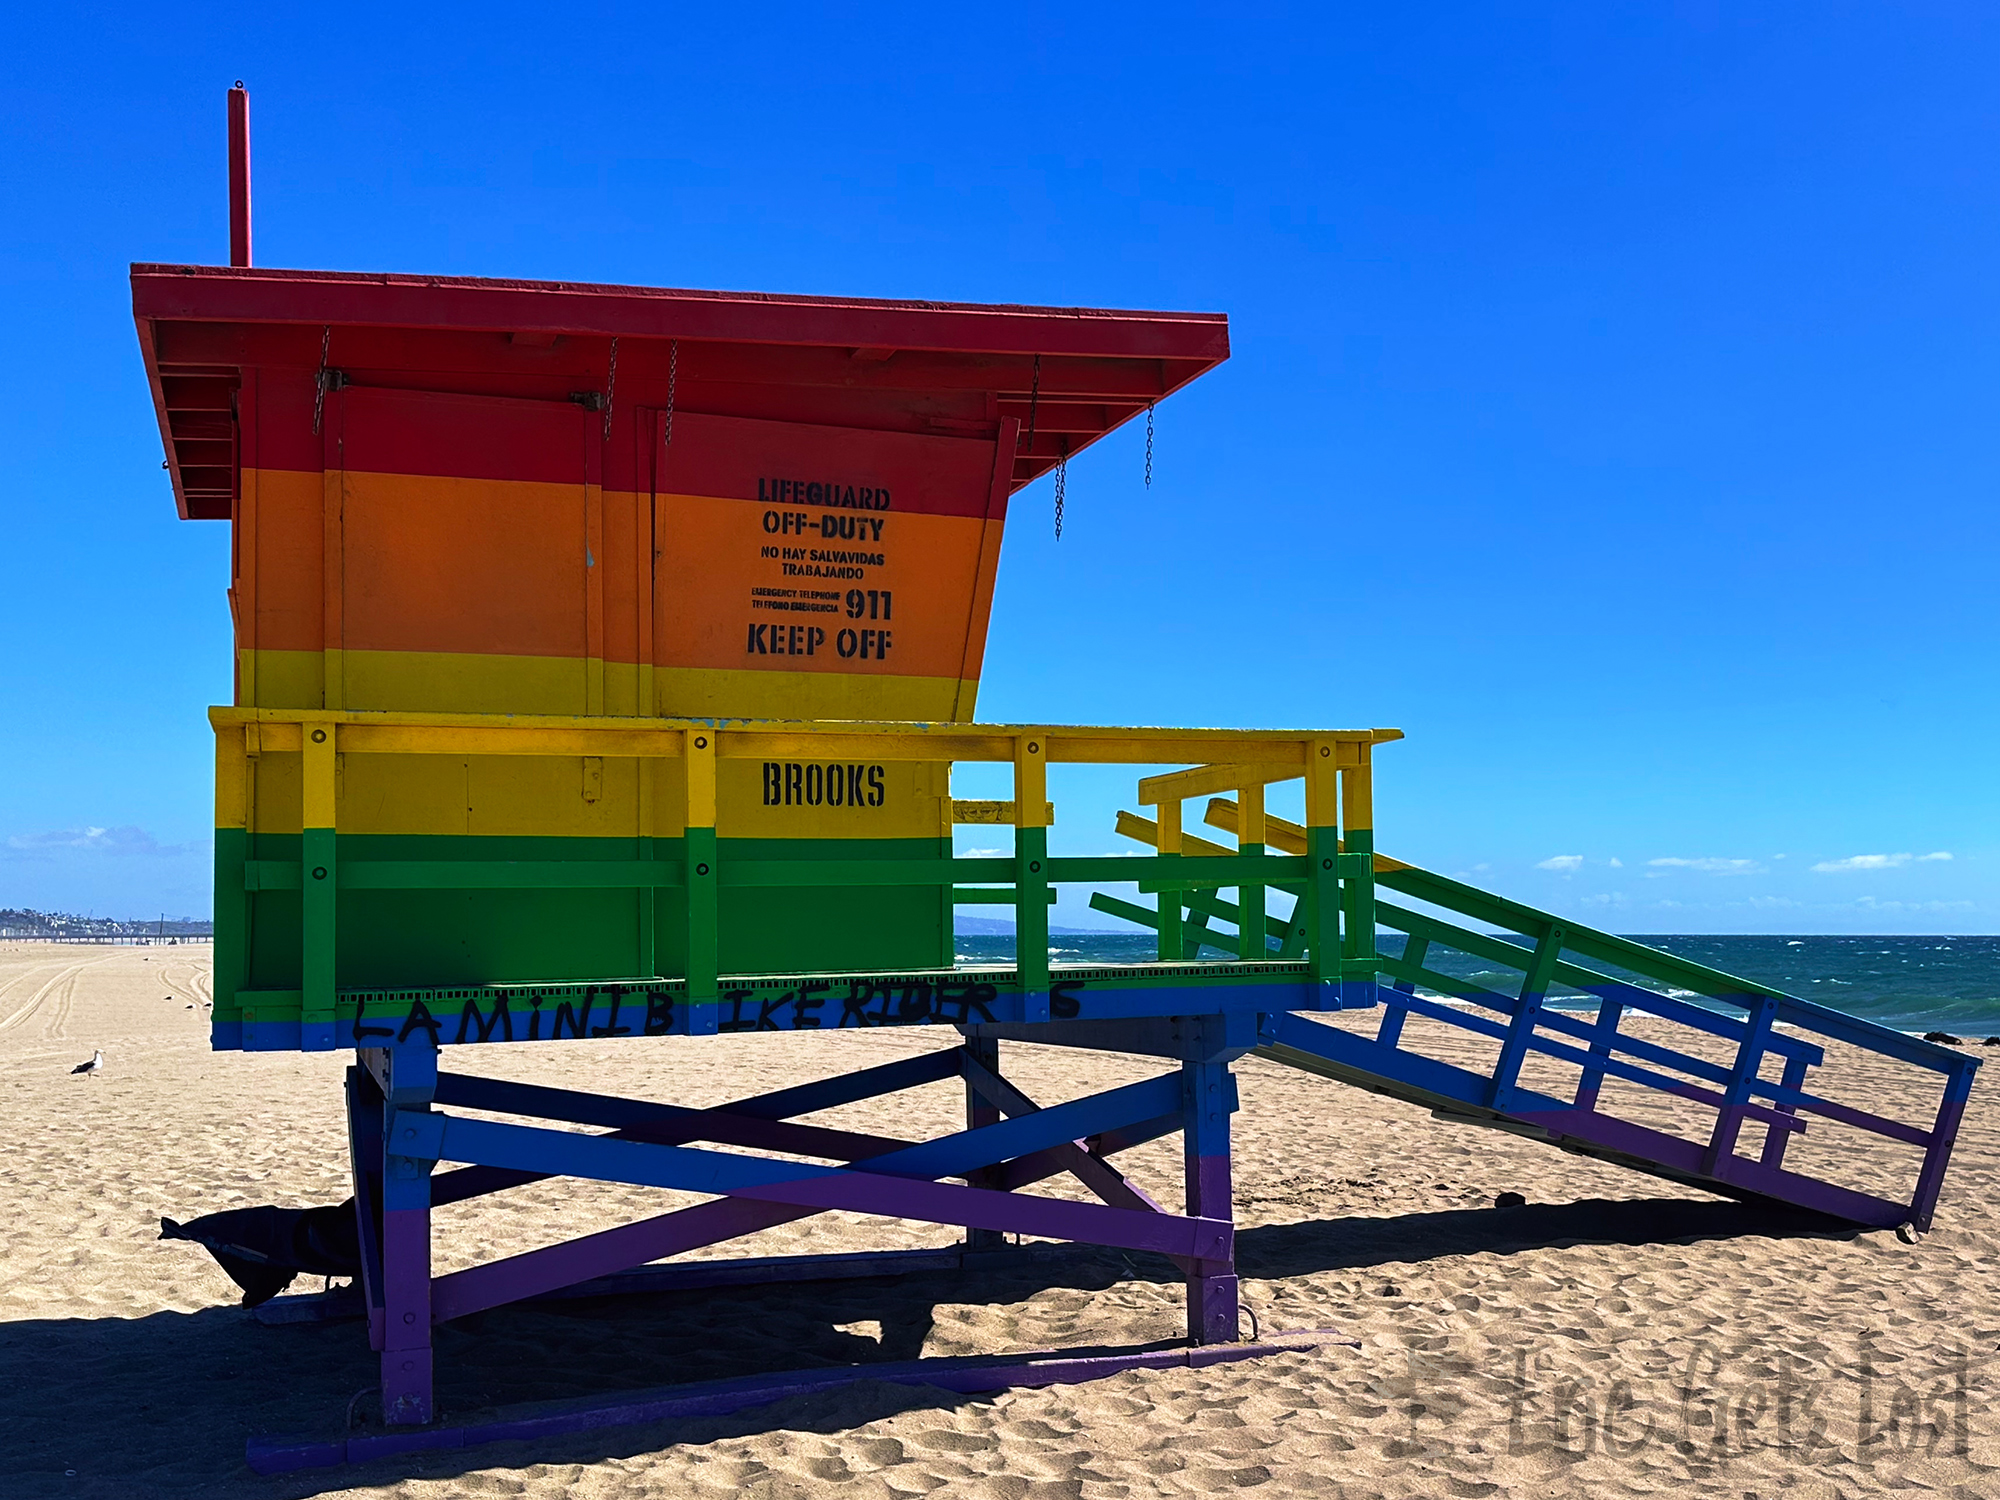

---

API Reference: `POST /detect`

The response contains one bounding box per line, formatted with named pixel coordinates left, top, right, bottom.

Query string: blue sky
left=1, top=5, right=1994, bottom=932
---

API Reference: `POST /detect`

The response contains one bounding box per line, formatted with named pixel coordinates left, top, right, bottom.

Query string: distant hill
left=0, top=908, right=213, bottom=939
left=953, top=915, right=1124, bottom=936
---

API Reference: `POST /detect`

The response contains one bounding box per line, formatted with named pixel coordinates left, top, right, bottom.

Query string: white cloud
left=1811, top=852, right=1952, bottom=873
left=1646, top=857, right=1764, bottom=876
left=1854, top=896, right=1974, bottom=913
left=1607, top=857, right=1623, bottom=868
left=4, top=825, right=192, bottom=858
left=1536, top=855, right=1584, bottom=872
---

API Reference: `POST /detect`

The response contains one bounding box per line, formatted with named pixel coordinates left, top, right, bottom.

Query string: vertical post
left=684, top=728, right=718, bottom=1028
left=1337, top=745, right=1378, bottom=1002
left=227, top=84, right=251, bottom=267
left=321, top=407, right=344, bottom=711
left=301, top=724, right=337, bottom=1043
left=1379, top=933, right=1426, bottom=1047
left=1760, top=1052, right=1808, bottom=1170
left=1909, top=1059, right=1977, bottom=1231
left=1014, top=733, right=1050, bottom=1022
left=637, top=755, right=657, bottom=978
left=583, top=459, right=605, bottom=716
left=1703, top=994, right=1778, bottom=1175
left=1573, top=993, right=1626, bottom=1112
left=1235, top=782, right=1266, bottom=961
left=345, top=1063, right=387, bottom=1349
left=961, top=1035, right=1005, bottom=1252
left=212, top=724, right=253, bottom=1041
left=1155, top=798, right=1183, bottom=963
left=1488, top=922, right=1563, bottom=1111
left=379, top=1046, right=438, bottom=1425
left=1182, top=1020, right=1238, bottom=1344
left=1304, top=738, right=1340, bottom=998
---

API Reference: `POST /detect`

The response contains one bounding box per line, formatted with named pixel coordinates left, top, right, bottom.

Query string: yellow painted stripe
left=233, top=748, right=949, bottom=840
left=242, top=649, right=975, bottom=722
left=652, top=665, right=974, bottom=721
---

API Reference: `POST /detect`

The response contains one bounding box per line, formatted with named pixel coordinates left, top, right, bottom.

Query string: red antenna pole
left=228, top=82, right=251, bottom=267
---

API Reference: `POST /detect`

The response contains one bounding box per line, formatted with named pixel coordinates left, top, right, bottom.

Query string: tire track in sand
left=0, top=953, right=121, bottom=1037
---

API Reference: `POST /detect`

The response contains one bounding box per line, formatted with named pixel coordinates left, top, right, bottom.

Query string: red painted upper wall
left=132, top=263, right=1229, bottom=521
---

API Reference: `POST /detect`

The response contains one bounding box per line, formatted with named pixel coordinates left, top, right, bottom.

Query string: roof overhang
left=132, top=264, right=1229, bottom=520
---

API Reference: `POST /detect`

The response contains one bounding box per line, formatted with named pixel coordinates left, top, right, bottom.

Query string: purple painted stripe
left=1910, top=1089, right=1970, bottom=1229
left=432, top=1110, right=912, bottom=1208
left=247, top=1338, right=1337, bottom=1475
left=433, top=1168, right=1228, bottom=1324
left=1507, top=1108, right=1907, bottom=1226
left=1783, top=1092, right=1931, bottom=1149
left=729, top=1171, right=1232, bottom=1260
left=432, top=1195, right=810, bottom=1324
left=430, top=1088, right=1210, bottom=1324
left=993, top=1111, right=1184, bottom=1192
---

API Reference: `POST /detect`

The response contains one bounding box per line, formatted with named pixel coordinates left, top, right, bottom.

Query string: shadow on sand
left=3, top=1196, right=1857, bottom=1498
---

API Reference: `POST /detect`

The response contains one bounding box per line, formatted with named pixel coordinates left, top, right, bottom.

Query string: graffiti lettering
left=455, top=994, right=513, bottom=1044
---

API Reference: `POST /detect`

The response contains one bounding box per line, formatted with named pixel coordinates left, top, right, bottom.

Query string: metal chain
left=1145, top=402, right=1154, bottom=490
left=662, top=340, right=678, bottom=446
left=1026, top=353, right=1040, bottom=448
left=603, top=336, right=618, bottom=443
left=311, top=325, right=331, bottom=436
left=1054, top=454, right=1067, bottom=540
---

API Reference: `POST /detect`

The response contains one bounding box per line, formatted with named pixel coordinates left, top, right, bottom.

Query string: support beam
left=1181, top=1026, right=1238, bottom=1344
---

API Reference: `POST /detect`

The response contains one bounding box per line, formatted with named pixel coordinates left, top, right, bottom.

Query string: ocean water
left=952, top=931, right=2000, bottom=1033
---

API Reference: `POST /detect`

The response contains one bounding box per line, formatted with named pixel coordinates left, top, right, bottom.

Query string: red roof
left=132, top=264, right=1229, bottom=520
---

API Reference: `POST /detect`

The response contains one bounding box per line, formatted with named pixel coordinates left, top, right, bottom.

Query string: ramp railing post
left=1014, top=734, right=1050, bottom=1022
left=1379, top=933, right=1425, bottom=1048
left=1489, top=923, right=1563, bottom=1110
left=1181, top=1023, right=1238, bottom=1343
left=1703, top=995, right=1778, bottom=1174
left=1573, top=994, right=1626, bottom=1112
left=1909, top=1059, right=1977, bottom=1230
left=1760, top=1052, right=1810, bottom=1169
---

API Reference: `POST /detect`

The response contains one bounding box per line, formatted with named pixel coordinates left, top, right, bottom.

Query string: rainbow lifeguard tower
left=134, top=90, right=1978, bottom=1474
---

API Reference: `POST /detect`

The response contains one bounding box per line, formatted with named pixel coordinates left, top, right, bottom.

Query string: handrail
left=1103, top=797, right=1980, bottom=1229
left=213, top=707, right=1398, bottom=1035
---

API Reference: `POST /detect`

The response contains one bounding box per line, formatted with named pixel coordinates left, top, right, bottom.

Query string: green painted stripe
left=219, top=830, right=954, bottom=1001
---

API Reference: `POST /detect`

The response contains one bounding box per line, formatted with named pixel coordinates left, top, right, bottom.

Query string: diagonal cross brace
left=428, top=1107, right=1192, bottom=1324
left=397, top=1107, right=1226, bottom=1263
left=429, top=1074, right=915, bottom=1206
left=961, top=1053, right=1190, bottom=1276
left=960, top=1055, right=1171, bottom=1216
left=398, top=1070, right=1182, bottom=1194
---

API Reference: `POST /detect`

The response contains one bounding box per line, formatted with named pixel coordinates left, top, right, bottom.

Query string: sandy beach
left=2, top=939, right=1995, bottom=1499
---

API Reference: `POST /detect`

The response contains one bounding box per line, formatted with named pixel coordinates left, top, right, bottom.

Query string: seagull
left=71, top=1050, right=104, bottom=1077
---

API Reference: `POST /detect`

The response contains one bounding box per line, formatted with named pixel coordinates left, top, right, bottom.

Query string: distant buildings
left=0, top=909, right=213, bottom=942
